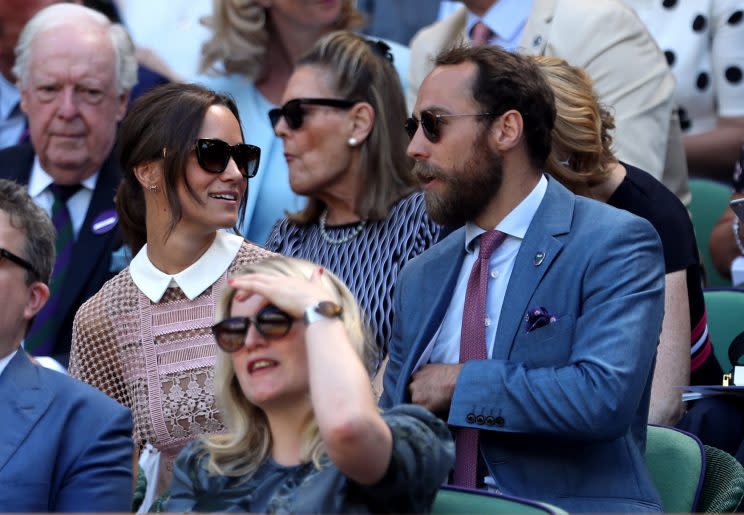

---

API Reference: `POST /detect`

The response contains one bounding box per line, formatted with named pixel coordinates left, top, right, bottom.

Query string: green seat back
left=698, top=445, right=744, bottom=513
left=644, top=425, right=704, bottom=513
left=689, top=178, right=731, bottom=287
left=432, top=486, right=567, bottom=514
left=703, top=289, right=744, bottom=370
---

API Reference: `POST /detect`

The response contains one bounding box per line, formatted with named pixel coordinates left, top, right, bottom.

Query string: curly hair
left=532, top=56, right=617, bottom=192
left=199, top=0, right=364, bottom=79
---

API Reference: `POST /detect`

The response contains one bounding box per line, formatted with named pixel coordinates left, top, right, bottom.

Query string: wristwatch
left=303, top=301, right=343, bottom=325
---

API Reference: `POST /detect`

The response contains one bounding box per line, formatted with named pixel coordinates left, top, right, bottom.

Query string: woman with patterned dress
left=266, top=32, right=441, bottom=371
left=69, top=83, right=271, bottom=504
left=625, top=0, right=744, bottom=181
left=164, top=256, right=454, bottom=513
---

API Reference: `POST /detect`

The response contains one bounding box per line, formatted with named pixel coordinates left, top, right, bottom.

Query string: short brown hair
left=116, top=83, right=245, bottom=254
left=435, top=45, right=556, bottom=169
left=532, top=56, right=616, bottom=192
left=0, top=179, right=55, bottom=285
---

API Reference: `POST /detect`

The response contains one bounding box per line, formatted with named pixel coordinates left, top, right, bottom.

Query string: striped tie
left=25, top=183, right=82, bottom=355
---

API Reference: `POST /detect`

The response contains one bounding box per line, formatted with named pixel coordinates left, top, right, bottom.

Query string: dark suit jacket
left=0, top=350, right=133, bottom=511
left=381, top=177, right=666, bottom=513
left=0, top=143, right=123, bottom=362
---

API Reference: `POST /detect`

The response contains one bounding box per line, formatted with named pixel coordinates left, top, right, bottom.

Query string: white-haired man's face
left=19, top=25, right=127, bottom=185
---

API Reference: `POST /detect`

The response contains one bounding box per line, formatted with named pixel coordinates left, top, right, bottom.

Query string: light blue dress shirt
left=465, top=0, right=534, bottom=51
left=0, top=74, right=26, bottom=150
left=428, top=174, right=547, bottom=365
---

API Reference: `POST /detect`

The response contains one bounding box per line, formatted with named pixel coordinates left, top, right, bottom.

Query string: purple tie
left=25, top=183, right=82, bottom=355
left=470, top=21, right=495, bottom=46
left=452, top=229, right=506, bottom=488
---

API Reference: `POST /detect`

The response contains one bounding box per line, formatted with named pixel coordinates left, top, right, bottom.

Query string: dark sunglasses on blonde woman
left=405, top=110, right=494, bottom=143
left=211, top=305, right=294, bottom=352
left=194, top=138, right=261, bottom=178
left=268, top=98, right=357, bottom=130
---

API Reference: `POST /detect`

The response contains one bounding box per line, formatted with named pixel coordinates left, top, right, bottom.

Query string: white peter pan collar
left=129, top=231, right=243, bottom=303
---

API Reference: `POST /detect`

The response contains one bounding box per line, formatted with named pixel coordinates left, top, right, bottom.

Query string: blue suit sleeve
left=449, top=215, right=665, bottom=440
left=55, top=399, right=134, bottom=512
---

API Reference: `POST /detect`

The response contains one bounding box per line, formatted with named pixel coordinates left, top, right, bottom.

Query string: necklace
left=318, top=208, right=367, bottom=245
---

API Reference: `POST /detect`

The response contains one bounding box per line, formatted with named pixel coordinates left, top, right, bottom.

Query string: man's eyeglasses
left=194, top=138, right=261, bottom=178
left=0, top=247, right=37, bottom=279
left=269, top=98, right=357, bottom=130
left=211, top=305, right=294, bottom=352
left=405, top=110, right=494, bottom=143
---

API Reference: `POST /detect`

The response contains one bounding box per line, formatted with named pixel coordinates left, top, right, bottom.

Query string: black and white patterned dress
left=266, top=192, right=441, bottom=363
left=626, top=0, right=744, bottom=133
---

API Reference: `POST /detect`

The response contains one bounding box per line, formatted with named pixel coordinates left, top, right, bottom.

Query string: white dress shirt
left=27, top=157, right=99, bottom=239
left=129, top=231, right=243, bottom=303
left=465, top=0, right=534, bottom=51
left=428, top=174, right=548, bottom=365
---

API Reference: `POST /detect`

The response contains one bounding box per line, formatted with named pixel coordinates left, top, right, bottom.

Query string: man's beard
left=414, top=133, right=503, bottom=227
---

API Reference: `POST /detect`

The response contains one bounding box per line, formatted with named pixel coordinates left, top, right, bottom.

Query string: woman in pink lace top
left=69, top=83, right=271, bottom=501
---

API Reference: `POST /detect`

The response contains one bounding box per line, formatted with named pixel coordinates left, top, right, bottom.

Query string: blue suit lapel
left=0, top=351, right=53, bottom=473
left=394, top=230, right=466, bottom=401
left=493, top=177, right=574, bottom=359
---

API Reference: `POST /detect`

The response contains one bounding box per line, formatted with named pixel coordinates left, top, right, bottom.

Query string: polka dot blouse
left=625, top=0, right=744, bottom=134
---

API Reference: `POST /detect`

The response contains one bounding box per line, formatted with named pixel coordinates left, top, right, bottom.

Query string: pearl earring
left=347, top=137, right=359, bottom=147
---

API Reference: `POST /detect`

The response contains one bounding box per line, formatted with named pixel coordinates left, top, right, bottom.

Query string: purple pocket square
left=525, top=307, right=557, bottom=332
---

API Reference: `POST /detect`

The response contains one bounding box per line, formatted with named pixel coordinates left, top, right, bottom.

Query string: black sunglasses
left=269, top=98, right=357, bottom=130
left=211, top=305, right=294, bottom=352
left=0, top=247, right=37, bottom=278
left=194, top=138, right=261, bottom=178
left=405, top=110, right=494, bottom=143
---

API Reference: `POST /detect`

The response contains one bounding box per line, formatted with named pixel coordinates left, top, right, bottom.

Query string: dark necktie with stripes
left=452, top=229, right=506, bottom=488
left=25, top=183, right=82, bottom=355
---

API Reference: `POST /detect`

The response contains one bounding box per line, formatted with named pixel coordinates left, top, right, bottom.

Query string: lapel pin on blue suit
left=91, top=209, right=118, bottom=235
left=533, top=35, right=543, bottom=48
left=533, top=251, right=545, bottom=266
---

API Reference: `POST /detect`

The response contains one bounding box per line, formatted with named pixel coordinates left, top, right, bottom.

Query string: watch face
left=316, top=301, right=343, bottom=318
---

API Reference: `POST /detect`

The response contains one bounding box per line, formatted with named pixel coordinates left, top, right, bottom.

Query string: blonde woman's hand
left=227, top=267, right=333, bottom=318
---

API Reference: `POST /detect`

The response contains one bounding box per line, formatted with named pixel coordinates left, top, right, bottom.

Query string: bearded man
left=380, top=45, right=666, bottom=513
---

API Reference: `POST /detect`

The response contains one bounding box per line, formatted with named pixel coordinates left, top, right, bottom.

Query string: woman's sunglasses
left=211, top=305, right=294, bottom=352
left=268, top=98, right=357, bottom=130
left=404, top=110, right=494, bottom=143
left=194, top=138, right=261, bottom=178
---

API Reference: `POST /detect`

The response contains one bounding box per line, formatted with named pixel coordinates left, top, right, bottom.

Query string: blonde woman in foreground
left=164, top=256, right=453, bottom=513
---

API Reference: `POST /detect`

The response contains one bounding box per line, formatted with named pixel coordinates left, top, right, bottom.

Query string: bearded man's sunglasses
left=405, top=110, right=494, bottom=143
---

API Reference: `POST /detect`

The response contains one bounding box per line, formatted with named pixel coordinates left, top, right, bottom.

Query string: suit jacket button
left=495, top=416, right=505, bottom=426
left=476, top=415, right=485, bottom=425
left=466, top=413, right=476, bottom=424
left=485, top=416, right=495, bottom=426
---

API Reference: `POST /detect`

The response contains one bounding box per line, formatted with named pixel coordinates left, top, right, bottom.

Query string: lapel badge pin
left=91, top=209, right=119, bottom=235
left=534, top=251, right=545, bottom=266
left=533, top=35, right=543, bottom=47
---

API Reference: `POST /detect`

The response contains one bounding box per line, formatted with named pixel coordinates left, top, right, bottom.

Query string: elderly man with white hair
left=0, top=3, right=137, bottom=366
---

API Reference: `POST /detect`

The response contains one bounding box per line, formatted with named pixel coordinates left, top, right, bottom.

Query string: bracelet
left=733, top=219, right=744, bottom=255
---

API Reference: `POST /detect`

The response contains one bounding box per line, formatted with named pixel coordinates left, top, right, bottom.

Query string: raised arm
left=228, top=270, right=392, bottom=485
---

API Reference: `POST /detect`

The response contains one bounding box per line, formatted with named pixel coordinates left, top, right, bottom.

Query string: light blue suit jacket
left=381, top=177, right=665, bottom=513
left=0, top=350, right=134, bottom=512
